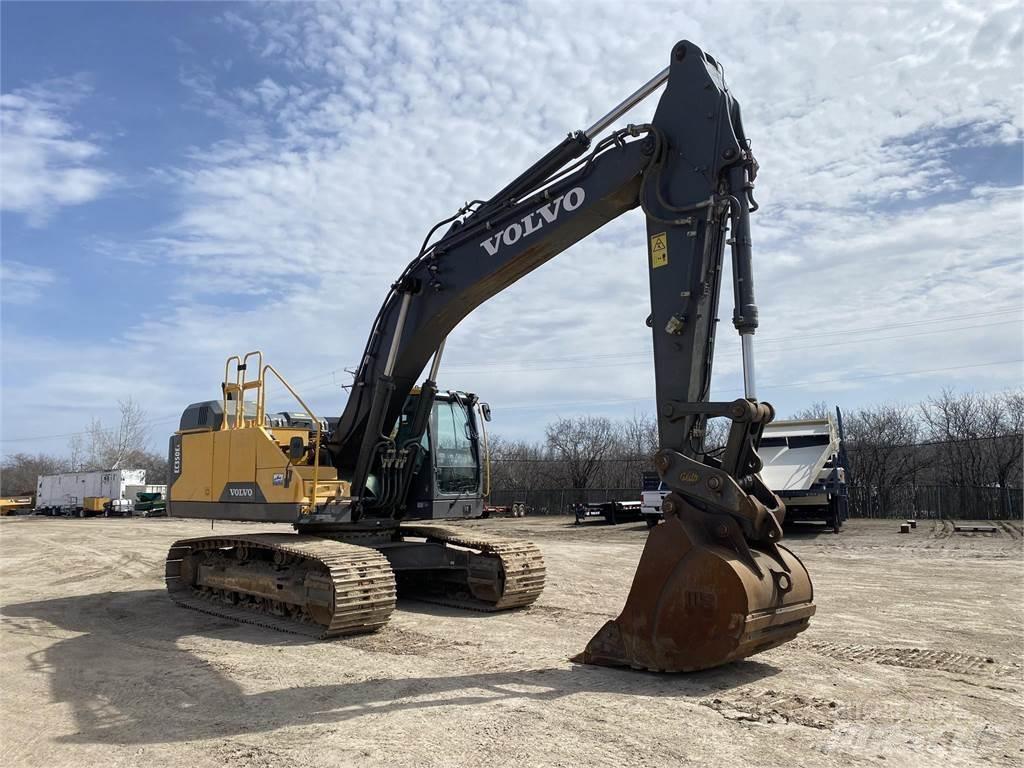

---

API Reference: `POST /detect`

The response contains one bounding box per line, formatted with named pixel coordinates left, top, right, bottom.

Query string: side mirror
left=480, top=402, right=492, bottom=422
left=288, top=436, right=306, bottom=461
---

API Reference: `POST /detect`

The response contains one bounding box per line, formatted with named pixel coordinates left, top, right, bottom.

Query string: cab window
left=434, top=400, right=478, bottom=494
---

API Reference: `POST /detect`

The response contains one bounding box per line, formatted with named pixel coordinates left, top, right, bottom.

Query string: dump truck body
left=757, top=414, right=848, bottom=531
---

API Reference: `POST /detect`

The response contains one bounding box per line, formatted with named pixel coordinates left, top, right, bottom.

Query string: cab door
left=432, top=398, right=484, bottom=519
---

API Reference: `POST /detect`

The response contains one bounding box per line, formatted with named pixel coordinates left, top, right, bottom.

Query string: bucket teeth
left=570, top=621, right=629, bottom=668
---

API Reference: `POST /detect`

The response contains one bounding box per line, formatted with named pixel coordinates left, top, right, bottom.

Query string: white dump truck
left=641, top=410, right=850, bottom=532
left=757, top=410, right=849, bottom=532
left=35, top=469, right=148, bottom=517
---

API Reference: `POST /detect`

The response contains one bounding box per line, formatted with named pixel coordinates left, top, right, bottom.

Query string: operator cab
left=396, top=390, right=491, bottom=521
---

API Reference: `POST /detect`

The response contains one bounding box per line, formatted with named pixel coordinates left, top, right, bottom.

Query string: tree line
left=487, top=389, right=1023, bottom=518
left=2, top=388, right=1020, bottom=518
left=1, top=399, right=168, bottom=495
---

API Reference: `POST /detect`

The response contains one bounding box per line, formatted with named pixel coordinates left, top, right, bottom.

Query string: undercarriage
left=165, top=526, right=546, bottom=637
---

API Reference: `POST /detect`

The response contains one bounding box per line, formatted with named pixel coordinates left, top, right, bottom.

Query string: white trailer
left=35, top=469, right=148, bottom=516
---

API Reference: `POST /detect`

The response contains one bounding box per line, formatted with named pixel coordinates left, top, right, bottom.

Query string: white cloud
left=0, top=260, right=56, bottom=305
left=0, top=76, right=115, bottom=225
left=3, top=0, right=1023, bottom=451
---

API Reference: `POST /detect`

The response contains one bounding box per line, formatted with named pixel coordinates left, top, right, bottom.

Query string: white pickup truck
left=640, top=472, right=669, bottom=528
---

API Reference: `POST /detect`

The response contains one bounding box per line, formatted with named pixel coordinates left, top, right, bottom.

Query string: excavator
left=165, top=40, right=815, bottom=673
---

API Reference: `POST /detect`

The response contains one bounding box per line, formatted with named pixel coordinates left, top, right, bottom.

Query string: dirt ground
left=1, top=515, right=1021, bottom=768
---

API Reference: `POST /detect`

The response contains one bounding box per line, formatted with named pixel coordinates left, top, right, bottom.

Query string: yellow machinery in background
left=0, top=496, right=34, bottom=516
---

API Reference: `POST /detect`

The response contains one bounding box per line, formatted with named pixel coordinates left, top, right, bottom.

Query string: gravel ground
left=1, top=515, right=1021, bottom=768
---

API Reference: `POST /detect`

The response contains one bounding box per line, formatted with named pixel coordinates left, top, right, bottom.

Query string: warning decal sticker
left=650, top=232, right=668, bottom=269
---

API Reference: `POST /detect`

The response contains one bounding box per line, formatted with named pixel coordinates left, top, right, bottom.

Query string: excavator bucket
left=573, top=505, right=814, bottom=672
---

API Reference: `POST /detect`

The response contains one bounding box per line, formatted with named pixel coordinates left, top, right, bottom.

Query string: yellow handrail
left=221, top=352, right=343, bottom=511
left=240, top=350, right=263, bottom=427
left=261, top=363, right=326, bottom=509
left=221, top=355, right=241, bottom=430
left=221, top=351, right=264, bottom=430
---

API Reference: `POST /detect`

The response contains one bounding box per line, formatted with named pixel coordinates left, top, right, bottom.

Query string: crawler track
left=400, top=524, right=546, bottom=611
left=165, top=533, right=396, bottom=639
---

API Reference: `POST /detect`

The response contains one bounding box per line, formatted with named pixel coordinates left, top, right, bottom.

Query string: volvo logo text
left=480, top=187, right=585, bottom=256
left=228, top=487, right=254, bottom=497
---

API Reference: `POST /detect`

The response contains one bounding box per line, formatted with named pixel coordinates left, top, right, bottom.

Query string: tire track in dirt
left=813, top=519, right=1021, bottom=557
left=922, top=519, right=955, bottom=549
left=994, top=520, right=1023, bottom=540
left=522, top=605, right=618, bottom=621
left=342, top=624, right=481, bottom=657
left=802, top=640, right=1021, bottom=678
left=48, top=551, right=158, bottom=586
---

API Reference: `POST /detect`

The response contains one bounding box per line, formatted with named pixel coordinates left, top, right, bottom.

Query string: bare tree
left=919, top=390, right=988, bottom=487
left=0, top=453, right=69, bottom=495
left=76, top=398, right=151, bottom=470
left=703, top=417, right=730, bottom=453
left=545, top=415, right=616, bottom=489
left=487, top=435, right=552, bottom=493
left=921, top=389, right=1024, bottom=515
left=603, top=412, right=658, bottom=487
left=68, top=433, right=87, bottom=471
left=844, top=404, right=927, bottom=517
left=618, top=412, right=658, bottom=457
left=131, top=450, right=170, bottom=485
left=982, top=391, right=1024, bottom=517
left=790, top=401, right=832, bottom=420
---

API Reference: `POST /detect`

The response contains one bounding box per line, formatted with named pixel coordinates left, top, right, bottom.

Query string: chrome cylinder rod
left=740, top=333, right=757, bottom=399
left=584, top=66, right=670, bottom=140
left=383, top=292, right=413, bottom=377
left=427, top=338, right=446, bottom=382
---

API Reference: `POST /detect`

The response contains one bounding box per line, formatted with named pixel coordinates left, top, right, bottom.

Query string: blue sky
left=1, top=1, right=1022, bottom=457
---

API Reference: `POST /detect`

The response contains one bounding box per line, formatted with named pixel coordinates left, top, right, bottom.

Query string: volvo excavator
left=165, top=40, right=815, bottom=673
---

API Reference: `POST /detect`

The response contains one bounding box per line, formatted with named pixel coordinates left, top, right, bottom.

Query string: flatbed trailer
left=574, top=499, right=644, bottom=525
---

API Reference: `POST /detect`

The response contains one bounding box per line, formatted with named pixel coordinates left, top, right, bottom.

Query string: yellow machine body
left=173, top=426, right=347, bottom=513
left=169, top=352, right=350, bottom=523
left=82, top=497, right=110, bottom=513
left=0, top=496, right=34, bottom=515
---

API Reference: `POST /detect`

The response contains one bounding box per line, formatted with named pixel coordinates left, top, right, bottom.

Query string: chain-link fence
left=488, top=488, right=638, bottom=515
left=847, top=484, right=1023, bottom=520
left=488, top=484, right=1023, bottom=520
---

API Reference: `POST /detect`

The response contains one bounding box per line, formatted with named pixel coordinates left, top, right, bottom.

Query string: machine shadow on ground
left=1, top=589, right=781, bottom=745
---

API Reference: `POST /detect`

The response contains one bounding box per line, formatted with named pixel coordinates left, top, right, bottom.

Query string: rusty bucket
left=573, top=505, right=814, bottom=672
